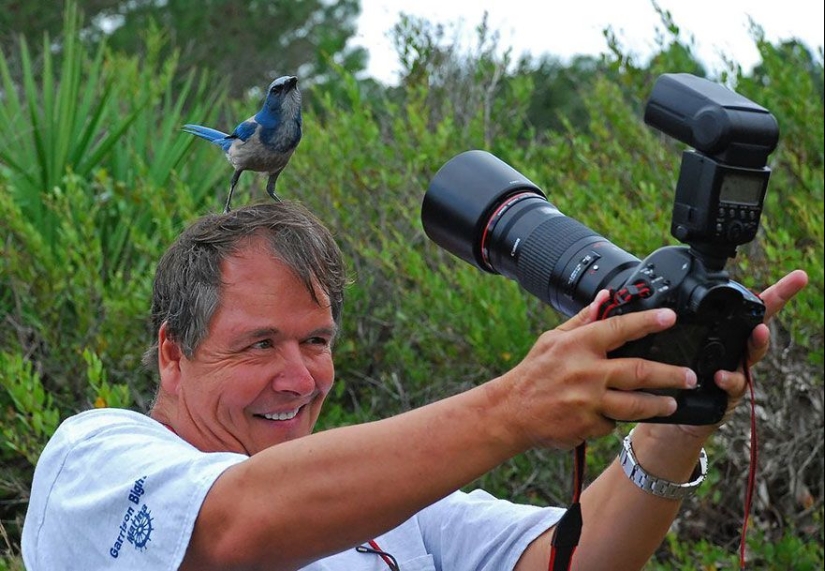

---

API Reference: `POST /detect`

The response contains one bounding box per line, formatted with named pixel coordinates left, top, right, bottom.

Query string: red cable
left=740, top=354, right=758, bottom=569
left=368, top=539, right=398, bottom=570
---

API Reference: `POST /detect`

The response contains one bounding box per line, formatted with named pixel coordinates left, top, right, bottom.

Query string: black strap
left=548, top=442, right=586, bottom=571
left=549, top=501, right=582, bottom=571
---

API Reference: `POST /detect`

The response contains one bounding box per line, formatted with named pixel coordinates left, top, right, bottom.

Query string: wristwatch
left=618, top=428, right=708, bottom=500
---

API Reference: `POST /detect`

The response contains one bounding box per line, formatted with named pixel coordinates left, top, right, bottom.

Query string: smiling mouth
left=256, top=407, right=302, bottom=421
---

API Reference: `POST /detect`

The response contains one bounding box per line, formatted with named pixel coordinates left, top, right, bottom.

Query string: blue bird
left=183, top=75, right=302, bottom=212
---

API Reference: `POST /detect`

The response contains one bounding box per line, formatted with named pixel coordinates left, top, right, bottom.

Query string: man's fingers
left=759, top=269, right=808, bottom=321
left=557, top=270, right=807, bottom=338
left=601, top=389, right=678, bottom=422
left=602, top=357, right=697, bottom=393
left=555, top=290, right=612, bottom=332
left=595, top=308, right=678, bottom=353
left=746, top=323, right=771, bottom=366
left=745, top=270, right=807, bottom=366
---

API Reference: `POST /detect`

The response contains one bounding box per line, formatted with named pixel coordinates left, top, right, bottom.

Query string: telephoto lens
left=422, top=150, right=640, bottom=316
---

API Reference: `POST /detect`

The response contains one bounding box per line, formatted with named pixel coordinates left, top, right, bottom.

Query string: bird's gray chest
left=227, top=127, right=297, bottom=173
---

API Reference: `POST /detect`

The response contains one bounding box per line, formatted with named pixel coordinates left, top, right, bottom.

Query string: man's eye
left=251, top=339, right=273, bottom=349
left=307, top=337, right=330, bottom=347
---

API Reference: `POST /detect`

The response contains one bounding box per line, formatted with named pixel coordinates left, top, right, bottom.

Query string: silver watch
left=618, top=428, right=708, bottom=500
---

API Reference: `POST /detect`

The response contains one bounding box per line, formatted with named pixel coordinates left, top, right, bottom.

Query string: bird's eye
left=271, top=85, right=282, bottom=94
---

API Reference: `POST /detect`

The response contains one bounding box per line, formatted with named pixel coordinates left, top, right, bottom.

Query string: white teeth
left=262, top=409, right=299, bottom=421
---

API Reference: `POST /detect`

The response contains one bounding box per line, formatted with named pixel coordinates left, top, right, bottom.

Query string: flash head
left=644, top=73, right=779, bottom=168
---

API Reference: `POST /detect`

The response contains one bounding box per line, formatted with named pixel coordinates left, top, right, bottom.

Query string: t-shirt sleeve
left=417, top=489, right=565, bottom=571
left=22, top=409, right=247, bottom=571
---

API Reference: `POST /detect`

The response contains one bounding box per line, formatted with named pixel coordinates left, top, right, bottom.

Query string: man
left=22, top=201, right=808, bottom=570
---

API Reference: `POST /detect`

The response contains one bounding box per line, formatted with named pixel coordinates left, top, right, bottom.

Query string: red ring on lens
left=480, top=191, right=538, bottom=269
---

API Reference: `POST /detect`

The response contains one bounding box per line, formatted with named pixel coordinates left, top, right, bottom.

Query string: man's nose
left=271, top=342, right=315, bottom=395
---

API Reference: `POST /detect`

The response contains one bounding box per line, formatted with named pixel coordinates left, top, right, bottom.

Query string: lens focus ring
left=518, top=217, right=602, bottom=308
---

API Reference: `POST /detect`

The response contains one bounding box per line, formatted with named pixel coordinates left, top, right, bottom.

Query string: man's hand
left=497, top=292, right=694, bottom=451
left=743, top=269, right=809, bottom=367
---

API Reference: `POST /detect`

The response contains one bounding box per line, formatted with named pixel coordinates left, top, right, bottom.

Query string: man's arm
left=185, top=271, right=806, bottom=571
left=182, top=302, right=690, bottom=571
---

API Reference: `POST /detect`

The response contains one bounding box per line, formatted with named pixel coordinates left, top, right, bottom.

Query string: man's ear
left=158, top=322, right=184, bottom=394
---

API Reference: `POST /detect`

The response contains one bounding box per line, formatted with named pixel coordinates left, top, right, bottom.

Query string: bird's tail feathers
left=182, top=124, right=230, bottom=143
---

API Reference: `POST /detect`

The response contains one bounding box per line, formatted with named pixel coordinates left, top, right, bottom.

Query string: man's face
left=163, top=237, right=337, bottom=456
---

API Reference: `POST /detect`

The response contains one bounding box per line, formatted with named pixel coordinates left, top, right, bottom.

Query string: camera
left=421, top=73, right=779, bottom=425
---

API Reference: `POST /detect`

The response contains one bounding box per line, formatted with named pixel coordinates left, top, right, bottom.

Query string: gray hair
left=142, top=201, right=346, bottom=372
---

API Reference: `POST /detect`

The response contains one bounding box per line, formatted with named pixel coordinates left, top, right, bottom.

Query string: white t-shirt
left=22, top=408, right=563, bottom=570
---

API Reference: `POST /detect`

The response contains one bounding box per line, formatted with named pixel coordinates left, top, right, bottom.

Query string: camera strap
left=548, top=442, right=586, bottom=571
left=739, top=351, right=758, bottom=569
left=547, top=285, right=654, bottom=571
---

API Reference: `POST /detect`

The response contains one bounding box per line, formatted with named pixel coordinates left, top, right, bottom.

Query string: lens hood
left=422, top=150, right=544, bottom=272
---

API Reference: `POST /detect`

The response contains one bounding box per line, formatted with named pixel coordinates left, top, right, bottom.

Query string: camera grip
left=605, top=278, right=765, bottom=425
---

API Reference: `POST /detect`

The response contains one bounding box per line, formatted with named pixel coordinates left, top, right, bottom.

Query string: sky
left=353, top=0, right=824, bottom=84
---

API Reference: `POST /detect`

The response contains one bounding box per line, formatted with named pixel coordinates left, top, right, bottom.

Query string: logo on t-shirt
left=109, top=477, right=154, bottom=559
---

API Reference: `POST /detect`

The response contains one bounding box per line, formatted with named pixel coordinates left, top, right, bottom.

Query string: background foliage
left=0, top=0, right=367, bottom=99
left=1, top=1, right=822, bottom=569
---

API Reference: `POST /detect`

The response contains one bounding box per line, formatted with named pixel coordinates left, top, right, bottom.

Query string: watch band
left=619, top=428, right=708, bottom=500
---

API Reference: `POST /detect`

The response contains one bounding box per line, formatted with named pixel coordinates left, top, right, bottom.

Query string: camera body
left=421, top=73, right=779, bottom=425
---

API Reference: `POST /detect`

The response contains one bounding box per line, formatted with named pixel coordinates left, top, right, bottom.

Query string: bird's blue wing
left=231, top=120, right=259, bottom=142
